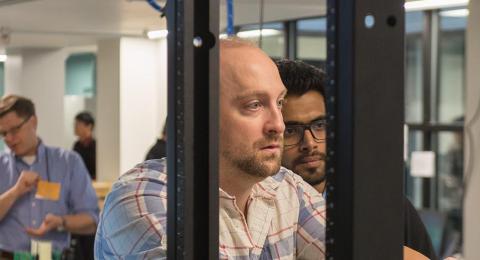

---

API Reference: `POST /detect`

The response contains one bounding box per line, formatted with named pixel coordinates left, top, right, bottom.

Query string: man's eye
left=312, top=121, right=326, bottom=130
left=284, top=127, right=298, bottom=136
left=246, top=101, right=262, bottom=110
left=277, top=99, right=285, bottom=108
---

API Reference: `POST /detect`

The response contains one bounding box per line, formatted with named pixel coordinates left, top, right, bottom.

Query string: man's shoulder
left=109, top=158, right=168, bottom=195
left=103, top=158, right=167, bottom=198
left=0, top=152, right=11, bottom=167
left=43, top=145, right=78, bottom=160
left=96, top=158, right=168, bottom=258
left=272, top=166, right=312, bottom=188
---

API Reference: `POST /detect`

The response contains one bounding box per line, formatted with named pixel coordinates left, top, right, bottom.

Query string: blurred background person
left=145, top=119, right=167, bottom=160
left=73, top=112, right=96, bottom=180
left=0, top=95, right=99, bottom=256
left=72, top=111, right=97, bottom=260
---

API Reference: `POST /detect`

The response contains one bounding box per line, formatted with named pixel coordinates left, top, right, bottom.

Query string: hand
left=25, top=213, right=63, bottom=236
left=14, top=171, right=40, bottom=196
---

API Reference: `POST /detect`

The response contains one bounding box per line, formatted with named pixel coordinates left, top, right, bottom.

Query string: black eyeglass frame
left=283, top=118, right=327, bottom=147
left=0, top=115, right=32, bottom=139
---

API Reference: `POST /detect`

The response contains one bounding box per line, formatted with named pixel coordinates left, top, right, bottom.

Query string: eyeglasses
left=284, top=118, right=326, bottom=147
left=0, top=116, right=31, bottom=139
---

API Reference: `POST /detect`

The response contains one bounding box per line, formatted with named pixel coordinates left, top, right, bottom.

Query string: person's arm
left=0, top=171, right=39, bottom=221
left=25, top=212, right=96, bottom=236
left=67, top=152, right=100, bottom=231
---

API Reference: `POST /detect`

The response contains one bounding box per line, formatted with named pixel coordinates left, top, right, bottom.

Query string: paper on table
left=38, top=241, right=52, bottom=260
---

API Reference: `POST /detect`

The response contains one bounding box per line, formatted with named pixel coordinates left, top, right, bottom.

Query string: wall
left=96, top=37, right=167, bottom=181
left=119, top=37, right=167, bottom=174
left=464, top=0, right=480, bottom=259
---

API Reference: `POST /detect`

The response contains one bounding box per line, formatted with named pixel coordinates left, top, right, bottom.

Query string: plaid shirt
left=95, top=159, right=326, bottom=259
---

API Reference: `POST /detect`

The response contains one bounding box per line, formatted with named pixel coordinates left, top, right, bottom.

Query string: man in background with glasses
left=278, top=60, right=327, bottom=195
left=277, top=59, right=439, bottom=259
left=0, top=95, right=99, bottom=256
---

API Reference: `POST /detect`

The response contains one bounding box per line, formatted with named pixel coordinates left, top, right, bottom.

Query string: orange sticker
left=35, top=181, right=61, bottom=201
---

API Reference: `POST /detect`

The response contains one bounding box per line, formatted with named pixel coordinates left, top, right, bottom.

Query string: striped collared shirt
left=95, top=159, right=326, bottom=259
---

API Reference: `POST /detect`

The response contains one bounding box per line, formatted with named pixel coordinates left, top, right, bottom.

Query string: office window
left=438, top=9, right=467, bottom=123
left=405, top=11, right=424, bottom=124
left=297, top=18, right=327, bottom=62
left=237, top=22, right=285, bottom=58
left=65, top=53, right=96, bottom=96
left=404, top=8, right=466, bottom=257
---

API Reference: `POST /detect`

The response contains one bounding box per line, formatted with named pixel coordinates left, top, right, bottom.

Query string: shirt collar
left=219, top=167, right=288, bottom=200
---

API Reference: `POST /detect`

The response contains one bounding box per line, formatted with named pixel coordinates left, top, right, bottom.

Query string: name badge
left=35, top=181, right=61, bottom=201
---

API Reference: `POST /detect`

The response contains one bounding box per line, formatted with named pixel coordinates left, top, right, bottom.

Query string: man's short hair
left=75, top=112, right=95, bottom=127
left=276, top=59, right=326, bottom=97
left=0, top=95, right=36, bottom=119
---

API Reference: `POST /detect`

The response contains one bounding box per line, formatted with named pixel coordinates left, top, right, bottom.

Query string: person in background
left=145, top=119, right=167, bottom=160
left=276, top=59, right=438, bottom=260
left=72, top=111, right=97, bottom=260
left=73, top=112, right=96, bottom=180
left=0, top=95, right=99, bottom=256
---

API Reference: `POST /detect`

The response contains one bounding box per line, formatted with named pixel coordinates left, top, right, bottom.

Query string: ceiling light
left=0, top=54, right=6, bottom=62
left=236, top=29, right=281, bottom=38
left=440, top=9, right=469, bottom=17
left=405, top=0, right=469, bottom=12
left=147, top=29, right=168, bottom=39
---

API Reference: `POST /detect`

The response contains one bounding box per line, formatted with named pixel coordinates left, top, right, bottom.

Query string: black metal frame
left=166, top=0, right=219, bottom=259
left=326, top=0, right=405, bottom=258
left=166, top=0, right=408, bottom=258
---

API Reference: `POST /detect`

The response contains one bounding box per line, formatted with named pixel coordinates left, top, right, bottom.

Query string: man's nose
left=265, top=107, right=285, bottom=136
left=300, top=129, right=318, bottom=152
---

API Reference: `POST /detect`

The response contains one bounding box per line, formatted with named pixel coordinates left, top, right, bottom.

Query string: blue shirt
left=0, top=141, right=99, bottom=252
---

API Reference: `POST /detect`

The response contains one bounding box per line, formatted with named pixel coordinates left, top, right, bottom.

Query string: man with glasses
left=0, top=95, right=99, bottom=256
left=277, top=59, right=438, bottom=259
left=278, top=60, right=327, bottom=194
left=95, top=38, right=326, bottom=259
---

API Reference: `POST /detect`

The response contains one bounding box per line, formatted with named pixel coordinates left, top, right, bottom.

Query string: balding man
left=94, top=38, right=326, bottom=259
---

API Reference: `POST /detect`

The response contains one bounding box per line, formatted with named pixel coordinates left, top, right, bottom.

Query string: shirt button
left=32, top=202, right=36, bottom=207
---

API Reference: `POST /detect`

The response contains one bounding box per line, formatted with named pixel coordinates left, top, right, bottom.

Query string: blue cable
left=227, top=0, right=234, bottom=36
left=147, top=0, right=164, bottom=13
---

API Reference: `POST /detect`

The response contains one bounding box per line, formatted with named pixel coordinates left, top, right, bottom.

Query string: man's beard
left=294, top=151, right=326, bottom=186
left=223, top=136, right=283, bottom=178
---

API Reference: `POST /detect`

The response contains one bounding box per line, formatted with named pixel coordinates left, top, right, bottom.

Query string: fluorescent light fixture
left=405, top=0, right=469, bottom=12
left=440, top=8, right=469, bottom=17
left=237, top=29, right=281, bottom=38
left=147, top=29, right=168, bottom=39
left=0, top=54, right=6, bottom=62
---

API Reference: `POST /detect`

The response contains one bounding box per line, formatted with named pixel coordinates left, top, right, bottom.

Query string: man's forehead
left=283, top=92, right=326, bottom=123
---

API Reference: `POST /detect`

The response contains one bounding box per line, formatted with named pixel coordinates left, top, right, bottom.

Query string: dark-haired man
left=0, top=95, right=99, bottom=255
left=277, top=59, right=438, bottom=260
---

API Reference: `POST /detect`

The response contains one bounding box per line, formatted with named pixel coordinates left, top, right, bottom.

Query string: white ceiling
left=0, top=0, right=326, bottom=51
